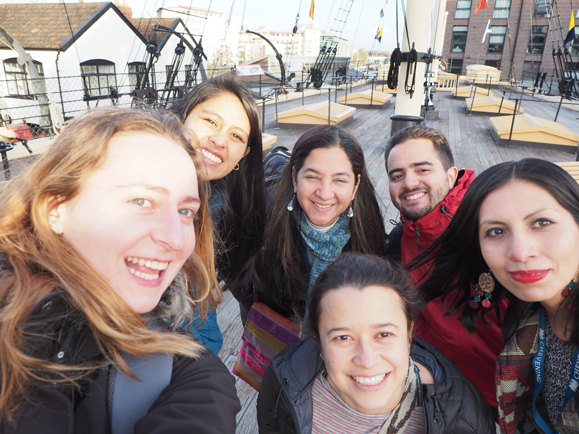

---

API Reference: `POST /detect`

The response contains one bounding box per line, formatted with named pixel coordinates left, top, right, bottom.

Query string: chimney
left=117, top=5, right=133, bottom=23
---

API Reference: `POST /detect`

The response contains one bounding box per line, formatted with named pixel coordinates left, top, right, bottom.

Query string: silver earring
left=50, top=221, right=64, bottom=234
left=347, top=202, right=354, bottom=218
left=287, top=194, right=295, bottom=212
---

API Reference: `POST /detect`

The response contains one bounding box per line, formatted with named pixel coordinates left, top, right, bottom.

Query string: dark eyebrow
left=302, top=168, right=352, bottom=178
left=200, top=108, right=249, bottom=139
left=326, top=322, right=399, bottom=337
left=479, top=208, right=559, bottom=228
left=115, top=184, right=200, bottom=205
left=388, top=161, right=434, bottom=177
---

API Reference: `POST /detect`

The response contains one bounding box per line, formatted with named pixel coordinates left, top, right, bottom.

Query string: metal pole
left=335, top=83, right=338, bottom=103
left=259, top=75, right=262, bottom=98
left=455, top=73, right=459, bottom=97
left=507, top=99, right=519, bottom=147
left=498, top=90, right=505, bottom=114
left=302, top=81, right=305, bottom=106
left=328, top=88, right=331, bottom=125
left=262, top=99, right=266, bottom=133
left=555, top=95, right=564, bottom=122
left=371, top=79, right=375, bottom=107
left=345, top=78, right=348, bottom=105
left=274, top=89, right=280, bottom=129
left=488, top=76, right=492, bottom=96
left=468, top=84, right=478, bottom=115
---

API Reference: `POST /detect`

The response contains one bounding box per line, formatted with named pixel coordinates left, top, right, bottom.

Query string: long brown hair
left=0, top=108, right=220, bottom=421
left=256, top=125, right=387, bottom=311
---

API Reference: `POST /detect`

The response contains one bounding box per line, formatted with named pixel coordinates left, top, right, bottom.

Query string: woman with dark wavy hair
left=172, top=73, right=265, bottom=344
left=253, top=125, right=388, bottom=322
left=411, top=158, right=579, bottom=433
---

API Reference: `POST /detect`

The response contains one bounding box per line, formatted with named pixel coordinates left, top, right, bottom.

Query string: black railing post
left=507, top=98, right=519, bottom=147
left=328, top=88, right=331, bottom=125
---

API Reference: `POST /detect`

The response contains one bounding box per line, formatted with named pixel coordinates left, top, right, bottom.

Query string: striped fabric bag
left=232, top=301, right=299, bottom=391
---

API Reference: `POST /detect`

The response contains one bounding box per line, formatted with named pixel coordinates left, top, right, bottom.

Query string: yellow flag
left=309, top=0, right=314, bottom=19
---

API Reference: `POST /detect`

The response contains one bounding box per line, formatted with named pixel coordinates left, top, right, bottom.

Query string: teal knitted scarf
left=298, top=211, right=351, bottom=325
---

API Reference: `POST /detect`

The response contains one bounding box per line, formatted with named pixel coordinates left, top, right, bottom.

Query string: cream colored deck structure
left=437, top=74, right=459, bottom=92
left=338, top=89, right=393, bottom=108
left=261, top=133, right=277, bottom=151
left=274, top=102, right=356, bottom=126
left=557, top=162, right=579, bottom=182
left=453, top=85, right=493, bottom=98
left=466, top=64, right=501, bottom=85
left=490, top=113, right=579, bottom=151
left=465, top=95, right=523, bottom=115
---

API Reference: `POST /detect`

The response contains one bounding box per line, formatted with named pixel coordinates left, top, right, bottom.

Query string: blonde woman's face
left=52, top=133, right=200, bottom=313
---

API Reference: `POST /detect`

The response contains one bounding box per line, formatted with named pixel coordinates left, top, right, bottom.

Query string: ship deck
left=4, top=82, right=579, bottom=433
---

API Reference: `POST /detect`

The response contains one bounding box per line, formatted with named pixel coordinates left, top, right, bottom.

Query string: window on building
left=485, top=59, right=501, bottom=69
left=3, top=58, right=45, bottom=98
left=527, top=25, right=548, bottom=54
left=455, top=1, right=472, bottom=19
left=534, top=0, right=552, bottom=17
left=571, top=27, right=579, bottom=55
left=488, top=26, right=507, bottom=53
left=451, top=26, right=468, bottom=53
left=449, top=59, right=464, bottom=75
left=80, top=60, right=116, bottom=98
left=128, top=62, right=146, bottom=91
left=493, top=0, right=511, bottom=18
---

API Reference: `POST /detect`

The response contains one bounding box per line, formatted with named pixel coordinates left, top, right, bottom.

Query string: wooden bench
left=274, top=102, right=356, bottom=127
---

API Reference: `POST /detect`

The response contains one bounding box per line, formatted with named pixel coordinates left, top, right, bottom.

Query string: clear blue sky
left=125, top=0, right=408, bottom=51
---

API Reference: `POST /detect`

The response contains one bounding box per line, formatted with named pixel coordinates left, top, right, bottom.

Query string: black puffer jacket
left=257, top=337, right=495, bottom=434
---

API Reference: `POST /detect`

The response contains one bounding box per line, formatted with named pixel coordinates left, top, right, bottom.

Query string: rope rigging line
left=287, top=0, right=305, bottom=65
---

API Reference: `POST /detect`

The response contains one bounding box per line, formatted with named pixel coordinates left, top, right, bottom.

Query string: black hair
left=308, top=253, right=420, bottom=342
left=255, top=125, right=388, bottom=315
left=409, top=158, right=579, bottom=346
left=385, top=125, right=455, bottom=171
left=171, top=73, right=265, bottom=290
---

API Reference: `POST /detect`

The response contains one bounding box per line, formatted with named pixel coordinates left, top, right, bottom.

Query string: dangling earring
left=233, top=163, right=240, bottom=171
left=562, top=271, right=579, bottom=312
left=347, top=201, right=354, bottom=218
left=287, top=194, right=296, bottom=212
left=469, top=271, right=495, bottom=309
left=50, top=221, right=64, bottom=235
left=320, top=353, right=324, bottom=360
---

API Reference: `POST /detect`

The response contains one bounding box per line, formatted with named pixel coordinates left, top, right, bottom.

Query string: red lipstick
left=509, top=270, right=549, bottom=284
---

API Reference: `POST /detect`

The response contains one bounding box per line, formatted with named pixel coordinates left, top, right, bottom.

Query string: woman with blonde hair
left=0, top=108, right=239, bottom=433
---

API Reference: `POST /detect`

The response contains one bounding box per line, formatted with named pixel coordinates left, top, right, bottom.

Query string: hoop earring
left=287, top=194, right=296, bottom=212
left=233, top=163, right=240, bottom=171
left=347, top=201, right=354, bottom=218
left=469, top=271, right=495, bottom=309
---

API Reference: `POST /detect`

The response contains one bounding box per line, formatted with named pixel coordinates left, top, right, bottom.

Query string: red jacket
left=401, top=169, right=505, bottom=408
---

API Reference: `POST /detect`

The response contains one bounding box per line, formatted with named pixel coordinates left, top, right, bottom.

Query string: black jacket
left=257, top=337, right=495, bottom=434
left=3, top=291, right=240, bottom=434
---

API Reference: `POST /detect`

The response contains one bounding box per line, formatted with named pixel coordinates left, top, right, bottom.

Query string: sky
left=124, top=0, right=407, bottom=51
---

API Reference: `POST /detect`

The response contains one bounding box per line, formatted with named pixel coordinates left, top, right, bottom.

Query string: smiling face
left=479, top=180, right=579, bottom=314
left=293, top=147, right=360, bottom=227
left=52, top=133, right=200, bottom=314
left=183, top=92, right=251, bottom=181
left=387, top=139, right=458, bottom=221
left=318, top=285, right=411, bottom=414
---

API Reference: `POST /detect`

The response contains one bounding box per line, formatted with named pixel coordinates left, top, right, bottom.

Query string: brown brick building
left=442, top=0, right=579, bottom=84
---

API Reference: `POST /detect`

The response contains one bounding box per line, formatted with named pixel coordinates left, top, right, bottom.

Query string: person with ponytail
left=0, top=108, right=239, bottom=434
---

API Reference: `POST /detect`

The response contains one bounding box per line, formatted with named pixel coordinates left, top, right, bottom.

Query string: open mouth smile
left=125, top=256, right=169, bottom=281
left=352, top=373, right=386, bottom=386
left=404, top=191, right=426, bottom=201
left=199, top=148, right=223, bottom=164
left=311, top=201, right=335, bottom=211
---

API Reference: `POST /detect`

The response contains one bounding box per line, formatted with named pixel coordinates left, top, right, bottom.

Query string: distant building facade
left=443, top=0, right=579, bottom=82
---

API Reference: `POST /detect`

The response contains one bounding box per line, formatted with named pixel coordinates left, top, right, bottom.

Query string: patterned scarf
left=298, top=211, right=350, bottom=325
left=378, top=357, right=419, bottom=434
left=496, top=309, right=579, bottom=434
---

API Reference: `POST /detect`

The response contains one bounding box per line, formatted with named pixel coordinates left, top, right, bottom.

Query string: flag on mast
left=380, top=1, right=388, bottom=18
left=475, top=0, right=488, bottom=14
left=309, top=0, right=315, bottom=19
left=375, top=27, right=383, bottom=43
left=564, top=10, right=576, bottom=47
left=482, top=20, right=492, bottom=43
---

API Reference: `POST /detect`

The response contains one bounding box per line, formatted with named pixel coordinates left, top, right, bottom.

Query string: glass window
left=455, top=0, right=472, bottom=19
left=128, top=62, right=146, bottom=91
left=527, top=25, right=548, bottom=54
left=535, top=0, right=552, bottom=18
left=449, top=59, right=464, bottom=75
left=80, top=60, right=117, bottom=98
left=485, top=59, right=501, bottom=69
left=493, top=0, right=511, bottom=18
left=3, top=58, right=45, bottom=98
left=488, top=26, right=508, bottom=53
left=451, top=26, right=469, bottom=53
left=572, top=27, right=579, bottom=55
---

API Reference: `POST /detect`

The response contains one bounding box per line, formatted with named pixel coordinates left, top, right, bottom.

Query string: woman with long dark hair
left=253, top=125, right=388, bottom=321
left=257, top=253, right=495, bottom=433
left=0, top=108, right=239, bottom=433
left=411, top=158, right=579, bottom=433
left=171, top=73, right=265, bottom=344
